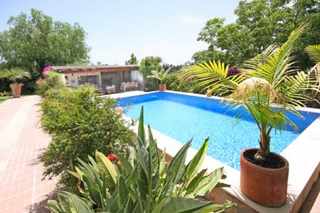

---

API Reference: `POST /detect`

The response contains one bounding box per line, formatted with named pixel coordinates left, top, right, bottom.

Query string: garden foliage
left=48, top=108, right=234, bottom=213
left=40, top=85, right=133, bottom=186
left=36, top=72, right=65, bottom=96
left=194, top=0, right=320, bottom=68
left=183, top=26, right=320, bottom=162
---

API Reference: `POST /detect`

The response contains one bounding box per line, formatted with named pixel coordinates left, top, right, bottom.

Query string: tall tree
left=125, top=53, right=138, bottom=65
left=197, top=18, right=224, bottom=51
left=139, top=56, right=162, bottom=78
left=194, top=0, right=320, bottom=68
left=0, top=9, right=89, bottom=72
left=139, top=56, right=162, bottom=90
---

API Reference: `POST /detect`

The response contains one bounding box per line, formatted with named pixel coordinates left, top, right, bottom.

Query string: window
left=78, top=75, right=99, bottom=87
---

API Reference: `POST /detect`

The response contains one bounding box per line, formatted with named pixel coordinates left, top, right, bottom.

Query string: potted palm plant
left=147, top=68, right=170, bottom=91
left=182, top=26, right=320, bottom=207
left=0, top=68, right=30, bottom=98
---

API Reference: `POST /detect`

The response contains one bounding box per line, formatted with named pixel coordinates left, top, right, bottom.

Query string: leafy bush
left=0, top=91, right=9, bottom=102
left=48, top=108, right=234, bottom=212
left=37, top=71, right=65, bottom=96
left=163, top=72, right=204, bottom=93
left=0, top=91, right=9, bottom=97
left=40, top=85, right=133, bottom=187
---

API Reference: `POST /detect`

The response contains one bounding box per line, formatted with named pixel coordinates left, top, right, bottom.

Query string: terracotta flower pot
left=159, top=84, right=166, bottom=91
left=240, top=148, right=289, bottom=207
left=10, top=83, right=24, bottom=98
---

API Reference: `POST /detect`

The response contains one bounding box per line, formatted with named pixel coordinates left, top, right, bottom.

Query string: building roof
left=51, top=65, right=139, bottom=74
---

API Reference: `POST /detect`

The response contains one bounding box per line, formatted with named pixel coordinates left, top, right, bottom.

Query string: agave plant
left=48, top=108, right=234, bottom=213
left=182, top=26, right=320, bottom=161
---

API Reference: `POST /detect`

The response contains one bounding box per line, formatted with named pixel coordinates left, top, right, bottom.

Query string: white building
left=51, top=65, right=143, bottom=93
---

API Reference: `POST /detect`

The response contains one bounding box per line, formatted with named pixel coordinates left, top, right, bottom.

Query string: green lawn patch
left=0, top=96, right=9, bottom=103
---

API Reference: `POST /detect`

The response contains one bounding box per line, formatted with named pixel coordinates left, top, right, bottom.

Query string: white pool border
left=108, top=90, right=320, bottom=213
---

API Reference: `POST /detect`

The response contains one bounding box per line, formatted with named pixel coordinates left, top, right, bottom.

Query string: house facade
left=51, top=65, right=143, bottom=93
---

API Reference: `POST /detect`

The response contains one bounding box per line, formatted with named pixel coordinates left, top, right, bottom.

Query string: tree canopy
left=125, top=53, right=138, bottom=65
left=139, top=56, right=162, bottom=78
left=0, top=9, right=89, bottom=72
left=194, top=0, right=320, bottom=68
left=139, top=56, right=162, bottom=90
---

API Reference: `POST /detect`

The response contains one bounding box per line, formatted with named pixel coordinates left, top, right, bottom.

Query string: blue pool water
left=117, top=92, right=319, bottom=169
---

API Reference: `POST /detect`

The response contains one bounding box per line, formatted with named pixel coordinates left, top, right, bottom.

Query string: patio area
left=0, top=94, right=319, bottom=213
left=0, top=96, right=56, bottom=213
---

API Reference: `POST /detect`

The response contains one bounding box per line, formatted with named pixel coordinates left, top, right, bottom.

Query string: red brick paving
left=0, top=96, right=56, bottom=213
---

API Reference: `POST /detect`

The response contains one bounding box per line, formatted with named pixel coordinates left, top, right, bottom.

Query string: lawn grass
left=0, top=96, right=9, bottom=103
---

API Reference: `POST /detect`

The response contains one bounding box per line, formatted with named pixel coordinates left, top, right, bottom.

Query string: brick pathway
left=0, top=96, right=56, bottom=213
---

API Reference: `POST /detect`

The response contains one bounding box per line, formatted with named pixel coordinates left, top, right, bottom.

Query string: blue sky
left=1, top=0, right=239, bottom=65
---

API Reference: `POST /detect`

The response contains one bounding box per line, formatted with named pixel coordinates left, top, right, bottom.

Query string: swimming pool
left=117, top=91, right=320, bottom=169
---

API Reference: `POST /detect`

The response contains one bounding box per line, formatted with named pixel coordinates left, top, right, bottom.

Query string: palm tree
left=0, top=68, right=30, bottom=82
left=147, top=68, right=170, bottom=84
left=147, top=68, right=170, bottom=91
left=305, top=44, right=320, bottom=85
left=306, top=44, right=320, bottom=62
left=182, top=26, right=319, bottom=161
left=0, top=68, right=30, bottom=98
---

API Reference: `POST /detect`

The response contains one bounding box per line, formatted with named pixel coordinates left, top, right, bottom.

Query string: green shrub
left=164, top=73, right=203, bottom=93
left=40, top=85, right=133, bottom=187
left=0, top=96, right=9, bottom=103
left=48, top=108, right=234, bottom=213
left=0, top=91, right=9, bottom=97
left=0, top=90, right=9, bottom=103
left=37, top=71, right=65, bottom=96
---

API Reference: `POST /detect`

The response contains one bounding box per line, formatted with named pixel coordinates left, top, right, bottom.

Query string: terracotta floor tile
left=0, top=96, right=56, bottom=212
